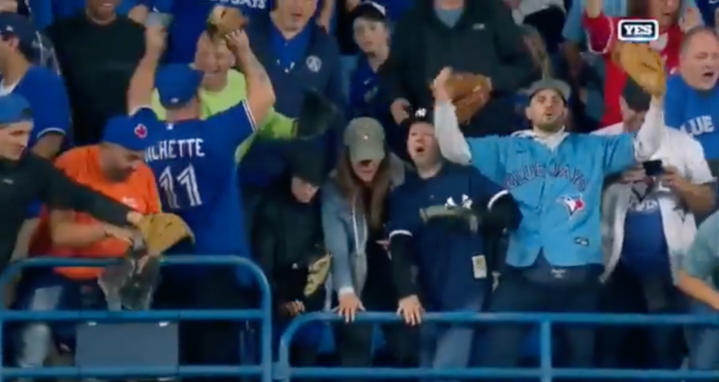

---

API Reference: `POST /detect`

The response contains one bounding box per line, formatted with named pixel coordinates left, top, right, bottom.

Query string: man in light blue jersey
left=678, top=210, right=719, bottom=370
left=432, top=68, right=664, bottom=374
left=125, top=24, right=275, bottom=378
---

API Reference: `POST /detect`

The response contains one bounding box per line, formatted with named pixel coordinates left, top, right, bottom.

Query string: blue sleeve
left=468, top=166, right=506, bottom=206
left=386, top=187, right=421, bottom=237
left=598, top=134, right=636, bottom=175
left=562, top=0, right=585, bottom=43
left=683, top=212, right=719, bottom=279
left=29, top=0, right=54, bottom=30
left=664, top=75, right=688, bottom=129
left=204, top=100, right=257, bottom=154
left=29, top=73, right=71, bottom=144
left=321, top=186, right=354, bottom=292
left=467, top=136, right=507, bottom=186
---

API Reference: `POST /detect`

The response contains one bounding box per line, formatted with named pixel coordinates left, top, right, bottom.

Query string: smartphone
left=145, top=12, right=173, bottom=28
left=642, top=159, right=664, bottom=176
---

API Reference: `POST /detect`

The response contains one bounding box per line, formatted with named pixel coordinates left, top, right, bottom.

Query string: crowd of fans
left=3, top=0, right=719, bottom=380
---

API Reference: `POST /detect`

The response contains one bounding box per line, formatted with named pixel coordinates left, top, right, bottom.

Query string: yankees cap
left=351, top=1, right=387, bottom=22
left=526, top=78, right=571, bottom=102
left=622, top=77, right=652, bottom=112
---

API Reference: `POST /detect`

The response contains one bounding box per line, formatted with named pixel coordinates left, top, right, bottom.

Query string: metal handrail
left=0, top=255, right=273, bottom=382
left=275, top=312, right=719, bottom=382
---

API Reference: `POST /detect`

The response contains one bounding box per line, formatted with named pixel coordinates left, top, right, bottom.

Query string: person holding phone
left=594, top=78, right=716, bottom=371
left=321, top=117, right=416, bottom=378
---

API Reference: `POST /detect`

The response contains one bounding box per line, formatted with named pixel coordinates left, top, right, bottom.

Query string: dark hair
left=334, top=146, right=392, bottom=230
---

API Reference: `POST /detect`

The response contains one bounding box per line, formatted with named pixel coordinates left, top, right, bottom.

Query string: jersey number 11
left=158, top=164, right=203, bottom=209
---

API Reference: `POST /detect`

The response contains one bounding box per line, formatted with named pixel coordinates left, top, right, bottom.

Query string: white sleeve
left=433, top=101, right=472, bottom=165
left=684, top=136, right=715, bottom=185
left=633, top=102, right=664, bottom=162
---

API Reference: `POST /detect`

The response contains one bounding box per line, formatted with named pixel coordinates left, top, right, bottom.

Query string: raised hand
left=224, top=29, right=251, bottom=57
left=144, top=25, right=167, bottom=54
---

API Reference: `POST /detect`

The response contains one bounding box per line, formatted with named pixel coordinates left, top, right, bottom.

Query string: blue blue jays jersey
left=468, top=133, right=635, bottom=267
left=135, top=102, right=256, bottom=258
left=387, top=163, right=504, bottom=311
left=664, top=74, right=719, bottom=160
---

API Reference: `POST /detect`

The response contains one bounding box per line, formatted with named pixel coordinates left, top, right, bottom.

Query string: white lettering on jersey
left=681, top=116, right=715, bottom=137
left=145, top=138, right=205, bottom=162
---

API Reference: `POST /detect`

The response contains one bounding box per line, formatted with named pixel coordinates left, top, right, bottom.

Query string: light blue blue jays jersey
left=468, top=133, right=635, bottom=267
left=134, top=102, right=257, bottom=261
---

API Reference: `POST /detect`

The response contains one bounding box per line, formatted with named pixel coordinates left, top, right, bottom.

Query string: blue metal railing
left=0, top=256, right=273, bottom=382
left=276, top=312, right=719, bottom=381
left=3, top=258, right=719, bottom=381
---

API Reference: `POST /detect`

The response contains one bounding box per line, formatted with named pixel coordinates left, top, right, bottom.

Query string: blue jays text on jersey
left=504, top=163, right=588, bottom=192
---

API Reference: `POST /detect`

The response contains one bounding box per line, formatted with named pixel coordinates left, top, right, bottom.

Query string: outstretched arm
left=127, top=25, right=165, bottom=114
left=432, top=68, right=472, bottom=165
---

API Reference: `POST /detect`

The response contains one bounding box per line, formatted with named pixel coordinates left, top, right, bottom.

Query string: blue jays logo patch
left=558, top=194, right=585, bottom=216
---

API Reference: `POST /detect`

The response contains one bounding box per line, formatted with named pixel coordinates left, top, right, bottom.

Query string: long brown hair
left=627, top=0, right=683, bottom=24
left=334, top=147, right=392, bottom=230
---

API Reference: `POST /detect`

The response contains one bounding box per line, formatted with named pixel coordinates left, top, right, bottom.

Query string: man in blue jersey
left=0, top=12, right=71, bottom=260
left=665, top=27, right=719, bottom=170
left=432, top=68, right=664, bottom=374
left=388, top=108, right=521, bottom=378
left=125, top=24, right=275, bottom=376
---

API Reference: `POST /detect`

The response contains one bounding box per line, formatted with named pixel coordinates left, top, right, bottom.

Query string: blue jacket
left=240, top=14, right=345, bottom=188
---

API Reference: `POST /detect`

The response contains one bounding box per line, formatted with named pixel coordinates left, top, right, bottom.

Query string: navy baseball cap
left=351, top=1, right=387, bottom=22
left=155, top=64, right=203, bottom=109
left=102, top=116, right=150, bottom=151
left=0, top=12, right=38, bottom=59
left=0, top=94, right=33, bottom=125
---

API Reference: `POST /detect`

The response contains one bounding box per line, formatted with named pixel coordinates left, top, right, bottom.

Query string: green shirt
left=150, top=69, right=295, bottom=163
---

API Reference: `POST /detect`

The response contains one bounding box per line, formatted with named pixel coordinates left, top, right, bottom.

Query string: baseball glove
left=445, top=73, right=492, bottom=124
left=206, top=5, right=247, bottom=41
left=135, top=213, right=194, bottom=256
left=612, top=42, right=666, bottom=98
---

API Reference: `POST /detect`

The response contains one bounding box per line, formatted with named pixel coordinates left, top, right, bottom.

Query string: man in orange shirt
left=13, top=115, right=160, bottom=369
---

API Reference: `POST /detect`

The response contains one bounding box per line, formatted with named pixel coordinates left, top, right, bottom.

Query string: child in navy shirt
left=347, top=1, right=389, bottom=119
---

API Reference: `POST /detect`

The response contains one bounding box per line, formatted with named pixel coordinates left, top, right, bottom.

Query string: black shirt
left=0, top=154, right=132, bottom=271
left=47, top=15, right=145, bottom=145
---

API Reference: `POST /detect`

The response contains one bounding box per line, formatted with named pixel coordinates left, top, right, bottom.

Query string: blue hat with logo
left=0, top=12, right=38, bottom=59
left=155, top=64, right=203, bottom=109
left=0, top=94, right=33, bottom=125
left=102, top=116, right=150, bottom=151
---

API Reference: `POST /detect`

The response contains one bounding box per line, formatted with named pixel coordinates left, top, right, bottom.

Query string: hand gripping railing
left=0, top=255, right=273, bottom=382
left=277, top=311, right=719, bottom=381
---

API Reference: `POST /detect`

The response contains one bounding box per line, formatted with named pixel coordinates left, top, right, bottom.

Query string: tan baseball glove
left=444, top=73, right=492, bottom=124
left=612, top=42, right=666, bottom=98
left=135, top=213, right=194, bottom=256
left=206, top=5, right=247, bottom=41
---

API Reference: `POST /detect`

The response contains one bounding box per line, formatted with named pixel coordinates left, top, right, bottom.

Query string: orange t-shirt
left=29, top=145, right=161, bottom=280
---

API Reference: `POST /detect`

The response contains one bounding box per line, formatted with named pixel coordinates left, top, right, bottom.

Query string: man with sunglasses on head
left=0, top=94, right=143, bottom=273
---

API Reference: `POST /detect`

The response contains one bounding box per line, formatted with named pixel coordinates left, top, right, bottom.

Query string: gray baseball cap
left=525, top=78, right=571, bottom=102
left=344, top=117, right=386, bottom=163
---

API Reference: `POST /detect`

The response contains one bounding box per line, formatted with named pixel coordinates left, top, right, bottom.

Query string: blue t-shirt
left=135, top=101, right=257, bottom=281
left=664, top=74, right=719, bottom=160
left=621, top=190, right=671, bottom=277
left=348, top=55, right=379, bottom=118
left=1, top=66, right=71, bottom=147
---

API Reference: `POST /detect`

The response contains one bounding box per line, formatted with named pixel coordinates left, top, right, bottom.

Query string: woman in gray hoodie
left=321, top=117, right=413, bottom=377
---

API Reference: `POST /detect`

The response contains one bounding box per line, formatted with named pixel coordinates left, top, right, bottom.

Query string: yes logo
left=618, top=20, right=659, bottom=42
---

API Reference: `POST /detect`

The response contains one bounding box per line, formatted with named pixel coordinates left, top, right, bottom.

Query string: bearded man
left=431, top=69, right=664, bottom=376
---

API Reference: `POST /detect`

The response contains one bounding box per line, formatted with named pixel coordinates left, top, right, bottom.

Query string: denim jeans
left=13, top=271, right=106, bottom=368
left=685, top=300, right=719, bottom=370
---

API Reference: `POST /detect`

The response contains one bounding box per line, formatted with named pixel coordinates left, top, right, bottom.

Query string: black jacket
left=252, top=183, right=326, bottom=309
left=379, top=0, right=537, bottom=137
left=0, top=154, right=132, bottom=269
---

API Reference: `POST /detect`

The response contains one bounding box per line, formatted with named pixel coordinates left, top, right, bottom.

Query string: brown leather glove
left=206, top=5, right=248, bottom=41
left=612, top=42, right=666, bottom=98
left=445, top=72, right=492, bottom=124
